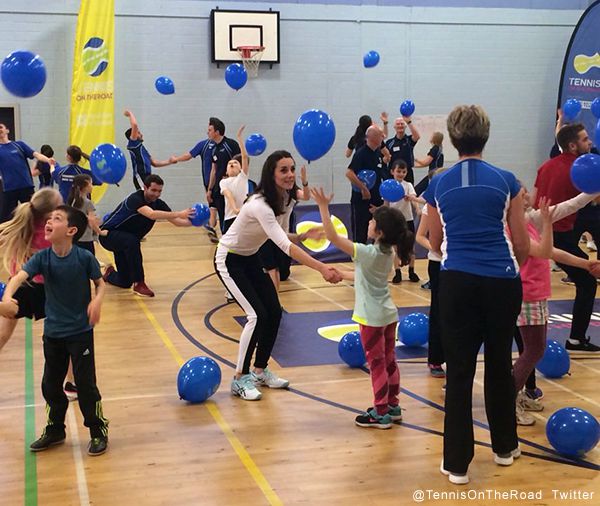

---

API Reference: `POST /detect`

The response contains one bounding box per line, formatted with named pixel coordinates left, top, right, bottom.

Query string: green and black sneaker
left=30, top=432, right=66, bottom=452
left=88, top=436, right=108, bottom=456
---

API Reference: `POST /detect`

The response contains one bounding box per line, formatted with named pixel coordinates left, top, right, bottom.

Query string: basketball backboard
left=210, top=9, right=280, bottom=65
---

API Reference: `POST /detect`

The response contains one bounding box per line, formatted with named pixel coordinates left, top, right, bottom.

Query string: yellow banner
left=69, top=0, right=114, bottom=203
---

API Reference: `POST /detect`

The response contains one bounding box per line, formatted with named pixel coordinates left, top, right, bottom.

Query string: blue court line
left=172, top=275, right=600, bottom=472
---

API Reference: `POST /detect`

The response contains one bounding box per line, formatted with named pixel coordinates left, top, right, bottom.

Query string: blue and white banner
left=558, top=0, right=600, bottom=137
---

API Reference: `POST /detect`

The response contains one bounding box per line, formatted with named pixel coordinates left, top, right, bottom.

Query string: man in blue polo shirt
left=100, top=174, right=194, bottom=297
left=0, top=123, right=56, bottom=221
left=124, top=110, right=178, bottom=190
left=346, top=125, right=385, bottom=243
left=385, top=116, right=421, bottom=184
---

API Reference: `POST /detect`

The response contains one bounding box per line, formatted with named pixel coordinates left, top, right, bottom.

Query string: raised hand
left=310, top=187, right=334, bottom=207
left=237, top=124, right=246, bottom=138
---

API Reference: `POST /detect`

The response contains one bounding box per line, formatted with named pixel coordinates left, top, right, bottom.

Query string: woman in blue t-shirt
left=423, top=105, right=529, bottom=485
left=51, top=145, right=102, bottom=203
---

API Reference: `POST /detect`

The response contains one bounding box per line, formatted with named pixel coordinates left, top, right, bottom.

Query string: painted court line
left=0, top=393, right=173, bottom=412
left=24, top=319, right=37, bottom=506
left=66, top=409, right=90, bottom=506
left=135, top=297, right=283, bottom=506
left=570, top=360, right=600, bottom=375
left=288, top=276, right=350, bottom=311
left=539, top=376, right=600, bottom=409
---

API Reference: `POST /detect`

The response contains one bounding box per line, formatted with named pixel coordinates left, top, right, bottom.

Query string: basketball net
left=236, top=46, right=265, bottom=78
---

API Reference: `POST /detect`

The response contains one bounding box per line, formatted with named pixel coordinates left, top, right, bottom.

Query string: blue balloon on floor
left=562, top=98, right=582, bottom=121
left=536, top=339, right=570, bottom=378
left=189, top=203, right=210, bottom=227
left=546, top=407, right=600, bottom=457
left=155, top=76, right=175, bottom=95
left=338, top=331, right=365, bottom=368
left=352, top=169, right=377, bottom=192
left=380, top=179, right=405, bottom=202
left=225, top=63, right=247, bottom=90
left=400, top=100, right=415, bottom=117
left=399, top=313, right=429, bottom=347
left=245, top=133, right=267, bottom=156
left=363, top=50, right=380, bottom=68
left=1, top=50, right=47, bottom=98
left=293, top=109, right=336, bottom=162
left=571, top=153, right=600, bottom=194
left=90, top=144, right=126, bottom=184
left=177, top=356, right=222, bottom=403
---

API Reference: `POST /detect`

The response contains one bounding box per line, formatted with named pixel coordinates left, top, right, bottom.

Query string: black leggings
left=214, top=247, right=282, bottom=374
left=427, top=260, right=443, bottom=365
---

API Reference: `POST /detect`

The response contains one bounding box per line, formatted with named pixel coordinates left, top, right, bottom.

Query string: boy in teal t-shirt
left=3, top=205, right=109, bottom=455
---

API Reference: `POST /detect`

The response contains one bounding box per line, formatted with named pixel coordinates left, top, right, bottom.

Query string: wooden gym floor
left=1, top=223, right=599, bottom=505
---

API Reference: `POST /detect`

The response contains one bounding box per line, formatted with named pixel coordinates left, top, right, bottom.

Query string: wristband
left=407, top=120, right=412, bottom=124
left=302, top=182, right=309, bottom=187
left=383, top=121, right=388, bottom=125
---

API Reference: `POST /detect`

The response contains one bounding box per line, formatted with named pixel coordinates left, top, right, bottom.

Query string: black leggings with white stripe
left=214, top=246, right=282, bottom=375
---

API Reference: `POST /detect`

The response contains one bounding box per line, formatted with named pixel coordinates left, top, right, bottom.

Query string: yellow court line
left=134, top=297, right=283, bottom=506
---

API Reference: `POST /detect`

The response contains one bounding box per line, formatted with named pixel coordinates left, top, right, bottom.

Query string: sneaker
left=367, top=405, right=403, bottom=421
left=561, top=276, right=575, bottom=285
left=354, top=408, right=393, bottom=429
left=442, top=383, right=446, bottom=392
left=391, top=270, right=402, bottom=284
left=551, top=262, right=562, bottom=272
left=440, top=461, right=469, bottom=485
left=30, top=431, right=66, bottom=452
left=88, top=436, right=108, bottom=456
left=518, top=391, right=543, bottom=412
left=64, top=381, right=78, bottom=402
left=251, top=368, right=289, bottom=389
left=102, top=265, right=115, bottom=282
left=421, top=281, right=431, bottom=290
left=133, top=281, right=155, bottom=298
left=524, top=387, right=543, bottom=401
left=408, top=270, right=420, bottom=282
left=428, top=364, right=446, bottom=378
left=516, top=396, right=535, bottom=426
left=231, top=374, right=262, bottom=401
left=587, top=240, right=597, bottom=252
left=494, top=447, right=521, bottom=466
left=204, top=225, right=219, bottom=244
left=566, top=337, right=600, bottom=352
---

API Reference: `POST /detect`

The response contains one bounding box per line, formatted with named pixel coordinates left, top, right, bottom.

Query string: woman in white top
left=215, top=150, right=342, bottom=401
left=219, top=126, right=250, bottom=234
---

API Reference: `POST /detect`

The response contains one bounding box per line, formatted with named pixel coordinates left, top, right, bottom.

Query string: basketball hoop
left=236, top=46, right=265, bottom=77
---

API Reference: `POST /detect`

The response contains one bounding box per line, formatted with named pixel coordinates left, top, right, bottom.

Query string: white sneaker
left=587, top=240, right=597, bottom=252
left=231, top=374, right=262, bottom=401
left=440, top=461, right=469, bottom=484
left=494, top=447, right=521, bottom=466
left=251, top=368, right=290, bottom=389
left=516, top=393, right=536, bottom=425
left=518, top=391, right=543, bottom=412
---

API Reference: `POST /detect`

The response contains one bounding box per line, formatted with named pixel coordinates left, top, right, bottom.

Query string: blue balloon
left=189, top=203, right=210, bottom=227
left=225, top=63, right=247, bottom=90
left=546, top=407, right=600, bottom=457
left=595, top=118, right=600, bottom=150
left=363, top=50, right=380, bottom=68
left=177, top=356, right=222, bottom=403
left=400, top=100, right=415, bottom=117
left=338, top=331, right=365, bottom=368
left=592, top=98, right=600, bottom=119
left=570, top=153, right=600, bottom=194
left=1, top=51, right=47, bottom=98
left=399, top=313, right=429, bottom=347
left=380, top=179, right=405, bottom=202
left=293, top=109, right=336, bottom=162
left=90, top=144, right=126, bottom=185
left=0, top=282, right=5, bottom=300
left=536, top=339, right=570, bottom=378
left=563, top=98, right=582, bottom=121
left=155, top=76, right=175, bottom=95
left=351, top=169, right=377, bottom=192
left=245, top=133, right=267, bottom=156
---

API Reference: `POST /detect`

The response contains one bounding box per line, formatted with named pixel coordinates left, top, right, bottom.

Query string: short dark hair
left=556, top=123, right=586, bottom=152
left=40, top=144, right=54, bottom=157
left=209, top=117, right=225, bottom=136
left=391, top=159, right=408, bottom=171
left=56, top=205, right=88, bottom=243
left=125, top=128, right=132, bottom=140
left=144, top=174, right=164, bottom=187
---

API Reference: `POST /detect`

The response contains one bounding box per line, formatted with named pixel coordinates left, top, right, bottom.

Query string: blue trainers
left=524, top=387, right=543, bottom=401
left=355, top=408, right=393, bottom=429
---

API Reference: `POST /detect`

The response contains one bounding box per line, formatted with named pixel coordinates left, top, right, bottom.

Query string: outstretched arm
left=237, top=125, right=249, bottom=175
left=310, top=187, right=355, bottom=257
left=124, top=109, right=141, bottom=140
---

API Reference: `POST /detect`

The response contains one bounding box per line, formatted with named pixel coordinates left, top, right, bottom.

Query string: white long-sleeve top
left=218, top=194, right=292, bottom=256
left=527, top=192, right=600, bottom=234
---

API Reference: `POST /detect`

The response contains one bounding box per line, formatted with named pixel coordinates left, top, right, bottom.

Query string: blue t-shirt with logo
left=0, top=141, right=35, bottom=191
left=423, top=158, right=520, bottom=279
left=189, top=139, right=216, bottom=187
left=127, top=138, right=152, bottom=187
left=23, top=246, right=102, bottom=338
left=52, top=163, right=102, bottom=203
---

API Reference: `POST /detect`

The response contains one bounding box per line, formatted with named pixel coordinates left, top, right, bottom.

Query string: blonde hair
left=431, top=131, right=444, bottom=146
left=446, top=105, right=490, bottom=156
left=0, top=188, right=62, bottom=273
